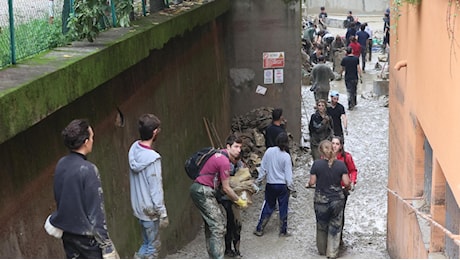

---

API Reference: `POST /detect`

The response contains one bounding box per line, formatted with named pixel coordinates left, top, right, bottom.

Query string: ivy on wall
left=391, top=0, right=421, bottom=44
left=392, top=0, right=460, bottom=75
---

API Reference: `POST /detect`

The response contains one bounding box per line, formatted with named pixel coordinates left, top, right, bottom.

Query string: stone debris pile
left=231, top=107, right=304, bottom=177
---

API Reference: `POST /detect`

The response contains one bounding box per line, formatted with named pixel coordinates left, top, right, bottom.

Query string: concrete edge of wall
left=0, top=0, right=230, bottom=144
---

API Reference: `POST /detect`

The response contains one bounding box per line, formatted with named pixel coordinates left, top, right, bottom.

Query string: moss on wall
left=0, top=0, right=230, bottom=145
left=0, top=1, right=230, bottom=258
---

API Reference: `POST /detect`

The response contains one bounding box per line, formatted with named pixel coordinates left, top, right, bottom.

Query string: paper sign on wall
left=263, top=52, right=285, bottom=69
left=264, top=69, right=273, bottom=84
left=274, top=69, right=284, bottom=84
left=256, top=85, right=267, bottom=95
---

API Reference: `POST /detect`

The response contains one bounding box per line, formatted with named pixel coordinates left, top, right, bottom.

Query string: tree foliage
left=67, top=0, right=133, bottom=42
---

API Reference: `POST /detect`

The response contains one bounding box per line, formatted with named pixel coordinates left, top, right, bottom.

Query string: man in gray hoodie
left=129, top=114, right=168, bottom=259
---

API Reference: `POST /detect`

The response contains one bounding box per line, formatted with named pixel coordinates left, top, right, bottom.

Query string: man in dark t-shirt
left=265, top=108, right=287, bottom=148
left=340, top=47, right=362, bottom=110
left=318, top=6, right=327, bottom=30
left=327, top=90, right=347, bottom=137
left=356, top=24, right=370, bottom=71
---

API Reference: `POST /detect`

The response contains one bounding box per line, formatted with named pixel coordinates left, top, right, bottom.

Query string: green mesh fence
left=0, top=0, right=66, bottom=69
left=0, top=0, right=148, bottom=70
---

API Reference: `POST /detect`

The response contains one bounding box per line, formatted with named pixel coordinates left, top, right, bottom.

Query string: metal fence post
left=142, top=0, right=146, bottom=16
left=110, top=0, right=117, bottom=27
left=8, top=0, right=16, bottom=65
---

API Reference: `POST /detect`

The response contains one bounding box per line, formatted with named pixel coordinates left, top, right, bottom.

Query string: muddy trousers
left=221, top=199, right=242, bottom=255
left=314, top=199, right=345, bottom=258
left=367, top=39, right=373, bottom=61
left=345, top=79, right=358, bottom=109
left=311, top=144, right=320, bottom=161
left=62, top=232, right=102, bottom=259
left=340, top=190, right=349, bottom=244
left=360, top=46, right=367, bottom=70
left=190, top=183, right=226, bottom=259
left=256, top=184, right=290, bottom=234
left=314, top=89, right=329, bottom=103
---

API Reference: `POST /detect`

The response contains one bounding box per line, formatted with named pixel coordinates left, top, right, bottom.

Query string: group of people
left=191, top=108, right=295, bottom=258
left=308, top=8, right=367, bottom=112
left=43, top=106, right=357, bottom=259
left=307, top=87, right=358, bottom=258
left=254, top=105, right=358, bottom=259
left=42, top=108, right=294, bottom=259
left=306, top=8, right=366, bottom=258
left=45, top=114, right=170, bottom=259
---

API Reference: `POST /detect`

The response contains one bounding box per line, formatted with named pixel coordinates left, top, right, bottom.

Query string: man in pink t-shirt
left=190, top=134, right=248, bottom=259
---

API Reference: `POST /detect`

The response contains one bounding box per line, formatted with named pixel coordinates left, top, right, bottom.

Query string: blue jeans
left=137, top=219, right=160, bottom=258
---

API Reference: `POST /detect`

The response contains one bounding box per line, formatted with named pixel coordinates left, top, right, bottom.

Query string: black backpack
left=185, top=147, right=227, bottom=180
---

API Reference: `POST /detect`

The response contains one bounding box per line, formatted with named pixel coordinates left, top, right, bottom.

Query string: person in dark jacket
left=356, top=24, right=370, bottom=71
left=345, top=22, right=357, bottom=46
left=311, top=56, right=335, bottom=102
left=309, top=99, right=334, bottom=160
left=45, top=119, right=118, bottom=259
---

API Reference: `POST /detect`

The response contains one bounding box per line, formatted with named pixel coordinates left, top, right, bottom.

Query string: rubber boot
left=326, top=231, right=341, bottom=259
left=316, top=226, right=328, bottom=256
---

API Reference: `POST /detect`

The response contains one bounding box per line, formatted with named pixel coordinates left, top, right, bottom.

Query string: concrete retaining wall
left=0, top=0, right=303, bottom=257
left=0, top=1, right=231, bottom=257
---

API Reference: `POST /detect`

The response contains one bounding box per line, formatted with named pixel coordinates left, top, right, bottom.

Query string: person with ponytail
left=306, top=140, right=350, bottom=259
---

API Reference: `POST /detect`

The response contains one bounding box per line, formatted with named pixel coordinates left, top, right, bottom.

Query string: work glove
left=234, top=197, right=248, bottom=208
left=290, top=190, right=298, bottom=198
left=350, top=183, right=355, bottom=192
left=44, top=215, right=63, bottom=239
left=344, top=128, right=348, bottom=135
left=103, top=250, right=120, bottom=259
left=251, top=183, right=260, bottom=194
left=160, top=216, right=169, bottom=229
left=359, top=77, right=363, bottom=84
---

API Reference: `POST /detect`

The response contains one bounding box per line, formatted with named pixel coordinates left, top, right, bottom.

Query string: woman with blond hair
left=306, top=139, right=351, bottom=259
left=308, top=99, right=334, bottom=160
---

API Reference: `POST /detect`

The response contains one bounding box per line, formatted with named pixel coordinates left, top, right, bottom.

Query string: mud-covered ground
left=167, top=15, right=390, bottom=259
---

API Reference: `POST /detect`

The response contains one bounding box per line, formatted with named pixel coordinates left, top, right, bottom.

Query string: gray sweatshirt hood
left=128, top=141, right=160, bottom=173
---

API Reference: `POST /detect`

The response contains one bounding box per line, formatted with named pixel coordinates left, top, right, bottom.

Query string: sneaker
left=234, top=250, right=242, bottom=259
left=225, top=249, right=236, bottom=257
left=253, top=230, right=263, bottom=236
left=279, top=232, right=292, bottom=237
